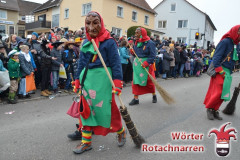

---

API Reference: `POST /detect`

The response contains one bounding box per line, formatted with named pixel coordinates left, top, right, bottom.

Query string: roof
left=0, top=0, right=19, bottom=11
left=121, top=0, right=156, bottom=14
left=33, top=0, right=62, bottom=13
left=18, top=0, right=41, bottom=16
left=154, top=0, right=217, bottom=31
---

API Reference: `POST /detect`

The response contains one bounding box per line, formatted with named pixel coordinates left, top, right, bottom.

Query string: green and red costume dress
left=204, top=25, right=240, bottom=111
left=76, top=13, right=123, bottom=141
left=131, top=28, right=156, bottom=95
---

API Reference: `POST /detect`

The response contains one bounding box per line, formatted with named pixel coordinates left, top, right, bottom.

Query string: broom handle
left=129, top=44, right=154, bottom=79
left=91, top=39, right=126, bottom=109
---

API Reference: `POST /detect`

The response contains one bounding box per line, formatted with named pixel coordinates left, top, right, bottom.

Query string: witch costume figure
left=204, top=25, right=240, bottom=120
left=129, top=27, right=157, bottom=105
left=72, top=11, right=126, bottom=154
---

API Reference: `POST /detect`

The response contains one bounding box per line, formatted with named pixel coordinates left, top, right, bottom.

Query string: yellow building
left=59, top=0, right=156, bottom=37
left=27, top=0, right=163, bottom=37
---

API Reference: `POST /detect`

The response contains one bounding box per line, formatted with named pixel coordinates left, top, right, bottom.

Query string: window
left=21, top=16, right=25, bottom=21
left=177, top=37, right=187, bottom=44
left=178, top=20, right=188, bottom=28
left=82, top=3, right=91, bottom=16
left=0, top=24, right=6, bottom=35
left=64, top=8, right=69, bottom=19
left=132, top=11, right=137, bottom=21
left=38, top=14, right=46, bottom=22
left=158, top=21, right=167, bottom=28
left=9, top=26, right=14, bottom=35
left=0, top=9, right=7, bottom=19
left=25, top=15, right=34, bottom=23
left=144, top=15, right=149, bottom=25
left=117, top=6, right=123, bottom=17
left=171, top=3, right=176, bottom=12
left=112, top=27, right=122, bottom=37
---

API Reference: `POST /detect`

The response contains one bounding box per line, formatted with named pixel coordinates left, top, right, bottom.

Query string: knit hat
left=32, top=32, right=38, bottom=38
left=8, top=50, right=19, bottom=58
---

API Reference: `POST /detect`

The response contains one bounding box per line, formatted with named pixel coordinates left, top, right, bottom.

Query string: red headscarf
left=85, top=11, right=111, bottom=48
left=135, top=27, right=150, bottom=45
left=220, top=25, right=240, bottom=45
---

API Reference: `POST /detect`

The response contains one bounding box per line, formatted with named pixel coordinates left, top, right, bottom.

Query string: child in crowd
left=51, top=41, right=64, bottom=93
left=7, top=50, right=21, bottom=104
left=185, top=57, right=191, bottom=78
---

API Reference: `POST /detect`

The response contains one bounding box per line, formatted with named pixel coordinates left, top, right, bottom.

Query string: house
left=25, top=0, right=62, bottom=35
left=0, top=0, right=19, bottom=39
left=154, top=0, right=217, bottom=48
left=18, top=0, right=41, bottom=37
left=27, top=0, right=164, bottom=38
left=0, top=0, right=41, bottom=39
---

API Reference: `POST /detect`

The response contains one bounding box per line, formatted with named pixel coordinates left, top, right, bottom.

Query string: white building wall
left=154, top=0, right=214, bottom=48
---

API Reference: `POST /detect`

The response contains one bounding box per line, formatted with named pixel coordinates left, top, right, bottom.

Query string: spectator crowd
left=1, top=26, right=238, bottom=104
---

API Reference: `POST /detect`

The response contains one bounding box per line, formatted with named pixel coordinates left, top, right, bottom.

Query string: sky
left=25, top=0, right=240, bottom=44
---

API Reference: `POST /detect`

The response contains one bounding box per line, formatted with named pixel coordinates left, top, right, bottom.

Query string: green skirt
left=221, top=67, right=232, bottom=101
left=133, top=57, right=149, bottom=86
left=79, top=67, right=112, bottom=128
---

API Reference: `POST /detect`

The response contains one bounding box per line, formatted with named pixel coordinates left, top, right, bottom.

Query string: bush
left=127, top=26, right=151, bottom=38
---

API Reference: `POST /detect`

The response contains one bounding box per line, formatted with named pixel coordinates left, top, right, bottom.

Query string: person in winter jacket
left=7, top=50, right=21, bottom=104
left=51, top=41, right=64, bottom=93
left=40, top=40, right=57, bottom=97
left=18, top=45, right=34, bottom=99
left=173, top=46, right=181, bottom=78
left=179, top=46, right=188, bottom=77
left=161, top=46, right=173, bottom=79
left=169, top=46, right=175, bottom=78
left=62, top=41, right=77, bottom=91
left=119, top=40, right=130, bottom=86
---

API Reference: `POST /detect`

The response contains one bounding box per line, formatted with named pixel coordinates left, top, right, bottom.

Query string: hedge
left=127, top=26, right=151, bottom=38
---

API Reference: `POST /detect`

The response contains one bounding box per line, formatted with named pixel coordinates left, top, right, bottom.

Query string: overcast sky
left=25, top=0, right=240, bottom=44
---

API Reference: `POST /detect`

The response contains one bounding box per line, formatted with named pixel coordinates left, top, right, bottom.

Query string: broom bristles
left=149, top=74, right=175, bottom=105
left=222, top=87, right=239, bottom=115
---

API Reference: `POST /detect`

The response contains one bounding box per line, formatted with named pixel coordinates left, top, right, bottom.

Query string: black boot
left=129, top=98, right=139, bottom=106
left=206, top=108, right=214, bottom=120
left=152, top=95, right=157, bottom=103
left=213, top=110, right=223, bottom=120
left=67, top=124, right=82, bottom=140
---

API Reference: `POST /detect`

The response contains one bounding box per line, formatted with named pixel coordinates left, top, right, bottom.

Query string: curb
left=0, top=92, right=75, bottom=105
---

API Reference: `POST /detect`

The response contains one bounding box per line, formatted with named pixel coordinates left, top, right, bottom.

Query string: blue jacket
left=213, top=38, right=235, bottom=71
left=77, top=39, right=122, bottom=80
left=119, top=47, right=130, bottom=64
left=0, top=59, right=6, bottom=71
left=29, top=52, right=36, bottom=69
left=133, top=40, right=156, bottom=65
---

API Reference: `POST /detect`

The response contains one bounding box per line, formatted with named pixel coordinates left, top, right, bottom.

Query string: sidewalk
left=0, top=89, right=75, bottom=105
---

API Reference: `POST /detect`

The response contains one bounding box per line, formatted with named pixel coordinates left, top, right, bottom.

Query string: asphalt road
left=0, top=73, right=239, bottom=160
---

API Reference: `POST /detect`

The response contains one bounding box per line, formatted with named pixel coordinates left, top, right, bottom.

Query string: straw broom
left=222, top=83, right=240, bottom=115
left=129, top=45, right=175, bottom=105
left=91, top=39, right=145, bottom=148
